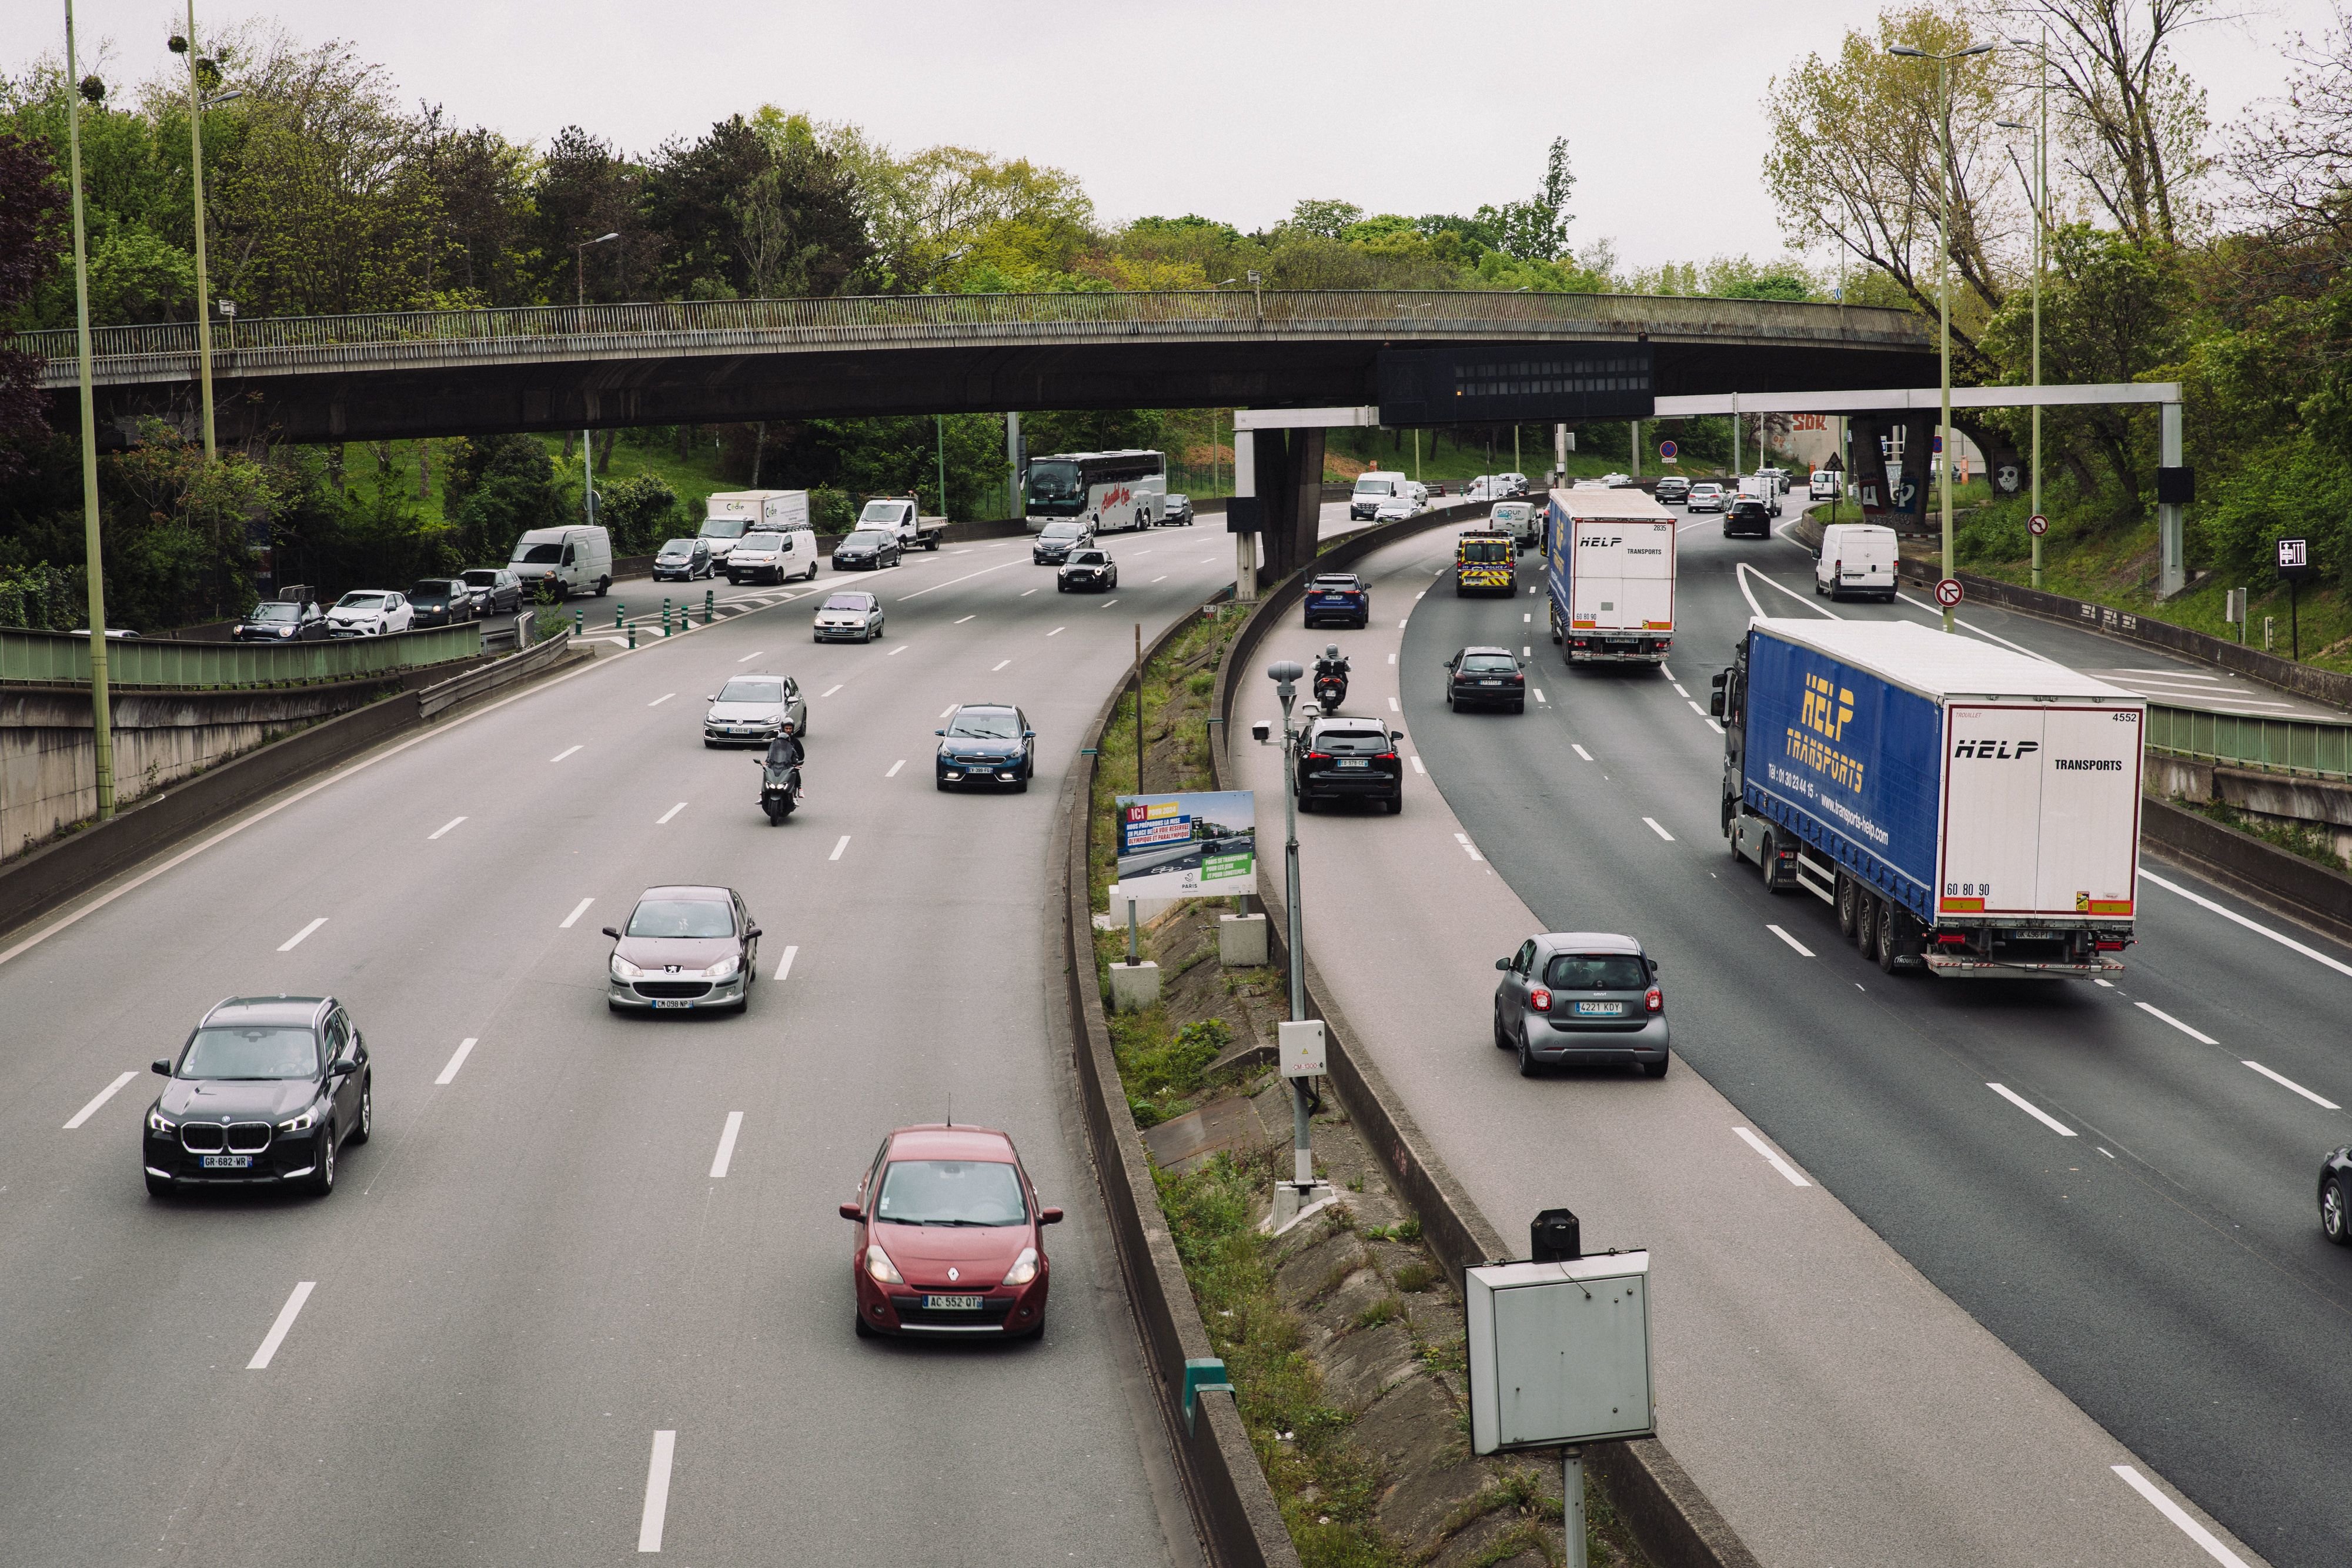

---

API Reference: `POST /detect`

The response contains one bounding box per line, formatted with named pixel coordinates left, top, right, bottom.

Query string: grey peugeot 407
left=1492, top=932, right=1669, bottom=1078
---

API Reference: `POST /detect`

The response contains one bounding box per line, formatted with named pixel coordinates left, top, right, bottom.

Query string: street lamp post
left=62, top=5, right=115, bottom=819
left=2003, top=26, right=2050, bottom=589
left=1889, top=38, right=1996, bottom=633
left=574, top=232, right=619, bottom=522
left=1268, top=659, right=1313, bottom=1198
left=167, top=5, right=236, bottom=463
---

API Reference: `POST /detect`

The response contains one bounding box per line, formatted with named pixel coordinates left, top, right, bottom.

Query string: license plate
left=1479, top=678, right=1502, bottom=686
left=1336, top=760, right=1370, bottom=770
left=923, top=1295, right=983, bottom=1310
left=1575, top=1001, right=1623, bottom=1017
left=652, top=999, right=695, bottom=1010
left=201, top=1154, right=252, bottom=1169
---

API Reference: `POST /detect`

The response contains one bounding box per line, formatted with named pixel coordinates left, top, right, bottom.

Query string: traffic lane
left=1415, top=561, right=2334, bottom=1563
left=0, top=561, right=1221, bottom=1563
left=1231, top=544, right=2254, bottom=1568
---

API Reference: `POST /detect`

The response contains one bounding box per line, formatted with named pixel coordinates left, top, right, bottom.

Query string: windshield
left=1310, top=577, right=1360, bottom=591
left=1025, top=461, right=1083, bottom=507
left=335, top=593, right=387, bottom=609
left=875, top=1159, right=1027, bottom=1226
left=858, top=501, right=907, bottom=524
left=658, top=540, right=694, bottom=556
left=248, top=602, right=300, bottom=622
left=717, top=678, right=784, bottom=704
left=1545, top=953, right=1648, bottom=990
left=625, top=900, right=734, bottom=938
left=1458, top=539, right=1511, bottom=564
left=408, top=582, right=450, bottom=600
left=462, top=570, right=499, bottom=587
left=1354, top=477, right=1395, bottom=494
left=512, top=543, right=562, bottom=563
left=1068, top=551, right=1106, bottom=566
left=1461, top=653, right=1517, bottom=672
left=947, top=708, right=1021, bottom=739
left=700, top=517, right=749, bottom=539
left=181, top=1025, right=318, bottom=1080
left=1691, top=485, right=1720, bottom=496
left=822, top=594, right=871, bottom=611
left=734, top=534, right=779, bottom=551
left=842, top=530, right=891, bottom=548
left=1040, top=521, right=1083, bottom=540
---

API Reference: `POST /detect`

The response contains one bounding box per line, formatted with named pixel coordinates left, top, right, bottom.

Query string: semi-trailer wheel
left=1836, top=872, right=1859, bottom=938
left=1855, top=893, right=1879, bottom=954
left=1876, top=906, right=1903, bottom=973
left=1758, top=833, right=1782, bottom=892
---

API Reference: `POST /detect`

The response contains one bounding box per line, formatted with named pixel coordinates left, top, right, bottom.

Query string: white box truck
left=1712, top=618, right=2144, bottom=977
left=854, top=496, right=946, bottom=551
left=1544, top=489, right=1677, bottom=664
left=700, top=490, right=810, bottom=566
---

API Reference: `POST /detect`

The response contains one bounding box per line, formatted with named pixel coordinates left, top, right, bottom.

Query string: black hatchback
left=232, top=599, right=328, bottom=642
left=1294, top=714, right=1404, bottom=813
left=1723, top=499, right=1774, bottom=539
left=407, top=578, right=480, bottom=627
left=143, top=996, right=372, bottom=1197
left=1444, top=647, right=1526, bottom=713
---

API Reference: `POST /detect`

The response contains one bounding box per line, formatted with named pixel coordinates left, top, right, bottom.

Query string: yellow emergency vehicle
left=1453, top=529, right=1516, bottom=596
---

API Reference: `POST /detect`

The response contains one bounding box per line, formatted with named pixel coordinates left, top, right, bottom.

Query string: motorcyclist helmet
left=1325, top=644, right=1339, bottom=659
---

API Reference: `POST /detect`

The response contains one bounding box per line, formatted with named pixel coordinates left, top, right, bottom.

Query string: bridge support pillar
left=1251, top=426, right=1325, bottom=586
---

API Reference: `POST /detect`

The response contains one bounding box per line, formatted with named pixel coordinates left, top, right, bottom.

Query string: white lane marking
left=1706, top=718, right=1725, bottom=735
left=954, top=614, right=975, bottom=624
left=897, top=558, right=1024, bottom=600
left=1987, top=1082, right=2077, bottom=1136
left=64, top=1070, right=138, bottom=1129
left=954, top=547, right=973, bottom=555
left=1388, top=697, right=1400, bottom=711
left=1522, top=646, right=1532, bottom=657
left=1021, top=588, right=1037, bottom=596
left=939, top=703, right=957, bottom=718
left=2135, top=1002, right=2217, bottom=1045
left=736, top=650, right=766, bottom=663
left=435, top=1037, right=479, bottom=1085
left=775, top=944, right=799, bottom=982
left=1572, top=744, right=1594, bottom=761
left=550, top=744, right=583, bottom=763
left=1415, top=590, right=1426, bottom=600
left=1048, top=626, right=1065, bottom=637
left=1891, top=593, right=2057, bottom=662
left=2093, top=977, right=2116, bottom=988
left=1098, top=599, right=1119, bottom=608
left=560, top=898, right=595, bottom=929
left=887, top=644, right=908, bottom=656
left=1642, top=817, right=1675, bottom=842
left=2243, top=1060, right=2341, bottom=1109
left=1672, top=683, right=1690, bottom=698
left=639, top=1430, right=678, bottom=1552
left=428, top=816, right=467, bottom=840
left=991, top=660, right=1011, bottom=672
left=647, top=692, right=675, bottom=707
left=1661, top=665, right=1676, bottom=681
left=1387, top=653, right=1396, bottom=664
left=1453, top=832, right=1484, bottom=862
left=1766, top=925, right=1815, bottom=957
left=1398, top=619, right=1409, bottom=628
left=248, top=1281, right=316, bottom=1370
left=1152, top=575, right=1167, bottom=583
left=2119, top=666, right=2219, bottom=680
left=1522, top=613, right=1532, bottom=623
left=709, top=1111, right=744, bottom=1179
left=828, top=835, right=851, bottom=862
left=1409, top=755, right=1426, bottom=774
left=1534, top=688, right=1550, bottom=704
left=885, top=759, right=904, bottom=778
left=1687, top=700, right=1709, bottom=717
left=2110, top=1465, right=2251, bottom=1567
left=1734, top=1126, right=1812, bottom=1187
left=1736, top=561, right=1840, bottom=621
left=820, top=684, right=843, bottom=698
left=277, top=917, right=327, bottom=952
left=657, top=802, right=687, bottom=825
left=2139, top=868, right=2352, bottom=978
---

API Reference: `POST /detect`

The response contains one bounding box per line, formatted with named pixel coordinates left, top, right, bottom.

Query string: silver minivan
left=1815, top=523, right=1899, bottom=601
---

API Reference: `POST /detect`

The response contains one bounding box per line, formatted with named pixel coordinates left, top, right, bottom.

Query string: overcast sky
left=23, top=0, right=2341, bottom=270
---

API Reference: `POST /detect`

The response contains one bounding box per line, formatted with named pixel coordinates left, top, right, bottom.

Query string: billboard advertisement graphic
left=1115, top=790, right=1257, bottom=900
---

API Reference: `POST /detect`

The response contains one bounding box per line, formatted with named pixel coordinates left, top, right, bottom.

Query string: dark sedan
left=1444, top=647, right=1527, bottom=713
left=1492, top=932, right=1669, bottom=1078
left=143, top=995, right=372, bottom=1197
left=1160, top=493, right=1195, bottom=527
left=1304, top=573, right=1370, bottom=629
left=1057, top=549, right=1118, bottom=592
left=232, top=599, right=328, bottom=642
left=1293, top=714, right=1404, bottom=813
left=844, top=1123, right=1061, bottom=1340
left=2324, top=1146, right=2352, bottom=1244
left=1653, top=476, right=1690, bottom=505
left=406, top=578, right=480, bottom=627
left=830, top=527, right=901, bottom=571
left=603, top=885, right=762, bottom=1014
left=460, top=568, right=526, bottom=615
left=1723, top=499, right=1774, bottom=539
left=1032, top=520, right=1092, bottom=564
left=936, top=703, right=1035, bottom=792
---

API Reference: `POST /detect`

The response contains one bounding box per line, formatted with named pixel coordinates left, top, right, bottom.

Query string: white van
left=1815, top=523, right=1899, bottom=601
left=725, top=526, right=820, bottom=585
left=700, top=490, right=810, bottom=565
left=509, top=525, right=612, bottom=600
left=1349, top=472, right=1414, bottom=521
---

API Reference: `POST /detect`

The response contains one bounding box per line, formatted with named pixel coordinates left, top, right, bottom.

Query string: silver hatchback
left=703, top=673, right=807, bottom=747
left=1492, top=932, right=1669, bottom=1078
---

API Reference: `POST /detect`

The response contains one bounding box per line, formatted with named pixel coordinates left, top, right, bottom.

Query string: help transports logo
left=1783, top=670, right=1867, bottom=793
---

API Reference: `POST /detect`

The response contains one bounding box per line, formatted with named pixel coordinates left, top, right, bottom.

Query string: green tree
left=441, top=434, right=563, bottom=564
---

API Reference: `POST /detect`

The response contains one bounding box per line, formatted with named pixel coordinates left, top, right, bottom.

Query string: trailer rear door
left=1938, top=704, right=2142, bottom=918
left=1568, top=520, right=1674, bottom=631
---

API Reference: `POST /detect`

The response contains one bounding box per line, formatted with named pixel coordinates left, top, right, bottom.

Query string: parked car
left=1292, top=712, right=1405, bottom=813
left=1685, top=483, right=1726, bottom=514
left=703, top=673, right=808, bottom=748
left=1492, top=932, right=1669, bottom=1078
left=727, top=526, right=820, bottom=585
left=406, top=578, right=480, bottom=627
left=1032, top=519, right=1093, bottom=564
left=652, top=537, right=713, bottom=582
left=1723, top=499, right=1775, bottom=539
left=813, top=590, right=886, bottom=644
left=232, top=599, right=328, bottom=642
left=842, top=1123, right=1061, bottom=1340
left=1057, top=549, right=1118, bottom=592
left=1653, top=476, right=1691, bottom=506
left=830, top=527, right=901, bottom=571
left=142, top=995, right=371, bottom=1197
left=1814, top=523, right=1900, bottom=601
left=1160, top=493, right=1195, bottom=527
left=1304, top=573, right=1371, bottom=629
left=1444, top=647, right=1528, bottom=713
left=325, top=590, right=413, bottom=637
left=2323, top=1145, right=2352, bottom=1243
left=459, top=568, right=526, bottom=616
left=602, top=886, right=761, bottom=1015
left=936, top=703, right=1035, bottom=792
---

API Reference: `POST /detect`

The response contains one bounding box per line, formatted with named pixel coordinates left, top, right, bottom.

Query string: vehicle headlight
left=277, top=626, right=293, bottom=637
left=1002, top=1246, right=1040, bottom=1286
left=864, top=1244, right=904, bottom=1284
left=146, top=1107, right=175, bottom=1134
left=612, top=954, right=647, bottom=981
left=704, top=954, right=740, bottom=981
left=276, top=1102, right=322, bottom=1133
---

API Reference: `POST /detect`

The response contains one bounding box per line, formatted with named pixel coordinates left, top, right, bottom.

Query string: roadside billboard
left=1114, top=790, right=1257, bottom=900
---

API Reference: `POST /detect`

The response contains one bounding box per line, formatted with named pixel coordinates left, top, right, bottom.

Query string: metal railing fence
left=1, top=623, right=482, bottom=690
left=2145, top=704, right=2352, bottom=783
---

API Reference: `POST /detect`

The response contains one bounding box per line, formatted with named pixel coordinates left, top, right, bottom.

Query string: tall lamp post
left=168, top=6, right=239, bottom=463
left=62, top=5, right=115, bottom=818
left=2001, top=25, right=2049, bottom=590
left=574, top=232, right=618, bottom=521
left=1889, top=38, right=1996, bottom=633
left=1267, top=660, right=1314, bottom=1201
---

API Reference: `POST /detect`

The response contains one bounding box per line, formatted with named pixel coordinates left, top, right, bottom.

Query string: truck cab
left=856, top=497, right=946, bottom=551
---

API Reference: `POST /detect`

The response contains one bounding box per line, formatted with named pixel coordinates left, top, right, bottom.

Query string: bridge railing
left=14, top=289, right=1926, bottom=372
left=2145, top=704, right=2352, bottom=783
left=1, top=623, right=483, bottom=690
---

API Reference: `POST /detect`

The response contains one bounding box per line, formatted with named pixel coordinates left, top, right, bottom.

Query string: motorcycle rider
left=763, top=719, right=805, bottom=800
left=1313, top=643, right=1350, bottom=708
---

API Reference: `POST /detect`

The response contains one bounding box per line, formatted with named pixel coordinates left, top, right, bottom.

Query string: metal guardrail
left=16, top=290, right=1929, bottom=389
left=0, top=623, right=482, bottom=689
left=2145, top=704, right=2352, bottom=782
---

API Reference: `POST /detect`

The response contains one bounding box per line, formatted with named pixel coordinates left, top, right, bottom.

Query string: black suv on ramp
left=1294, top=714, right=1405, bottom=813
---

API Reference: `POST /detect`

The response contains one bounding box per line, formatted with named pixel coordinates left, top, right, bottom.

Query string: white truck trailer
left=1545, top=488, right=1678, bottom=664
left=700, top=490, right=810, bottom=565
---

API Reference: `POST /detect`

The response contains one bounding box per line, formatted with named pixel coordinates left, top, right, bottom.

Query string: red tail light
left=1304, top=751, right=1331, bottom=762
left=1529, top=988, right=1552, bottom=1012
left=1511, top=673, right=1525, bottom=684
left=1644, top=987, right=1662, bottom=1014
left=1936, top=934, right=1968, bottom=945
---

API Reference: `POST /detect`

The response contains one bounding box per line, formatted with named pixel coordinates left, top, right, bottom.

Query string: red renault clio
left=842, top=1125, right=1060, bottom=1340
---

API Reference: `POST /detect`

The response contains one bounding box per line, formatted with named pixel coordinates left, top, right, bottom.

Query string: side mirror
left=746, top=927, right=763, bottom=940
left=1495, top=957, right=1510, bottom=971
left=838, top=1202, right=864, bottom=1222
left=152, top=1058, right=172, bottom=1076
left=936, top=728, right=947, bottom=737
left=1708, top=691, right=1725, bottom=720
left=329, top=1058, right=358, bottom=1076
left=1040, top=1206, right=1064, bottom=1225
left=1648, top=958, right=1660, bottom=972
left=1391, top=730, right=1404, bottom=742
left=1023, top=730, right=1037, bottom=740
left=600, top=926, right=621, bottom=939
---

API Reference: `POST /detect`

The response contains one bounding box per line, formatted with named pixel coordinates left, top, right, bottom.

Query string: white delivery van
left=700, top=490, right=810, bottom=566
left=1809, top=469, right=1842, bottom=501
left=1737, top=476, right=1783, bottom=516
left=724, top=526, right=820, bottom=585
left=509, top=525, right=612, bottom=600
left=1350, top=472, right=1414, bottom=521
left=1815, top=523, right=1899, bottom=602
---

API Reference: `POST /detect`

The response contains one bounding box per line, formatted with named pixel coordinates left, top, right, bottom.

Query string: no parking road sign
left=2028, top=513, right=2049, bottom=537
left=1935, top=577, right=1965, bottom=608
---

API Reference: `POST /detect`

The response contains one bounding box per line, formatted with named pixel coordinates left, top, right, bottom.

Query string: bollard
left=704, top=589, right=714, bottom=625
left=627, top=621, right=637, bottom=649
left=615, top=601, right=624, bottom=630
left=574, top=609, right=584, bottom=637
left=662, top=599, right=671, bottom=636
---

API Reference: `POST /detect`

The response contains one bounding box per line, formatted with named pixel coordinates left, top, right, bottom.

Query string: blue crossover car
left=936, top=704, right=1036, bottom=793
left=1304, top=573, right=1370, bottom=629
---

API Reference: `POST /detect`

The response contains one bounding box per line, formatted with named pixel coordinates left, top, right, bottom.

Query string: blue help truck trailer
left=1710, top=619, right=2144, bottom=978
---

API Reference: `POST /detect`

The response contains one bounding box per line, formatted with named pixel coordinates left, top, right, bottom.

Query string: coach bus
left=1023, top=449, right=1166, bottom=533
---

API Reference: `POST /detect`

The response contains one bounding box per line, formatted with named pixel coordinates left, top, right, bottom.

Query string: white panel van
left=509, top=526, right=613, bottom=600
left=1815, top=523, right=1899, bottom=602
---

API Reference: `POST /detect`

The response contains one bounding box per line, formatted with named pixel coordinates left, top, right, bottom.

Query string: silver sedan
left=702, top=673, right=808, bottom=748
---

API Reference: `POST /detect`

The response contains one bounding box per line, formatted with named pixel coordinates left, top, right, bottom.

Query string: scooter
left=1312, top=670, right=1348, bottom=713
left=757, top=760, right=801, bottom=824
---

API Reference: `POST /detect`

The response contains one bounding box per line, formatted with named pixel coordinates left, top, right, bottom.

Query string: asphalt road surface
left=0, top=523, right=1252, bottom=1566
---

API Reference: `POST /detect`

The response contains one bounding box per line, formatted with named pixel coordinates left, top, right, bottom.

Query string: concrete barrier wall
left=2141, top=795, right=2352, bottom=944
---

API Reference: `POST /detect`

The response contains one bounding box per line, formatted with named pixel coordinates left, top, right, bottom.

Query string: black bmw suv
left=1723, top=499, right=1774, bottom=539
left=142, top=996, right=372, bottom=1198
left=1293, top=714, right=1405, bottom=813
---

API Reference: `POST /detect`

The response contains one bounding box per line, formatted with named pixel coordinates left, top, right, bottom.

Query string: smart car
left=1492, top=932, right=1669, bottom=1078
